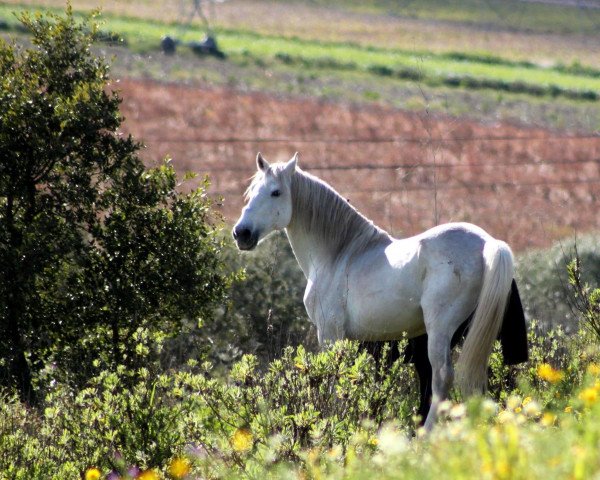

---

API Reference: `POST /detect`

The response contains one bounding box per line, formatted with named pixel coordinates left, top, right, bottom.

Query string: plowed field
left=117, top=78, right=599, bottom=251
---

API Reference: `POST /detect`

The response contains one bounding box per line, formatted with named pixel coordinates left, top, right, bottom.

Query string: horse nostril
left=234, top=227, right=252, bottom=242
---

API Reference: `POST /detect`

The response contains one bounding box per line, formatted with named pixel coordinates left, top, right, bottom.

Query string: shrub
left=0, top=339, right=417, bottom=478
left=1, top=322, right=600, bottom=478
left=212, top=233, right=316, bottom=367
left=516, top=234, right=600, bottom=332
left=568, top=251, right=600, bottom=342
left=195, top=340, right=415, bottom=465
left=0, top=6, right=230, bottom=398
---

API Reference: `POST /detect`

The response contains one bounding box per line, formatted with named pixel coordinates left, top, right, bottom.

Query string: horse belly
left=347, top=295, right=423, bottom=340
left=345, top=256, right=424, bottom=340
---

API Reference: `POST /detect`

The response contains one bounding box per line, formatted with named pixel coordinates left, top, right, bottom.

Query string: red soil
left=116, top=78, right=600, bottom=251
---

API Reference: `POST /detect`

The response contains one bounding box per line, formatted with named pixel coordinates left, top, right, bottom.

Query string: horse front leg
left=408, top=335, right=433, bottom=424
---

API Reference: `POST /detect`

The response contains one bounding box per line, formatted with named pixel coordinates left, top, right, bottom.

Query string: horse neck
left=285, top=169, right=389, bottom=276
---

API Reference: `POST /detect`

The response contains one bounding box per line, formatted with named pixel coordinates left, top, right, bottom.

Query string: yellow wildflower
left=84, top=468, right=102, bottom=480
left=139, top=471, right=160, bottom=480
left=579, top=387, right=598, bottom=406
left=168, top=457, right=191, bottom=478
left=541, top=412, right=556, bottom=426
left=564, top=405, right=573, bottom=413
left=522, top=396, right=532, bottom=406
left=587, top=363, right=600, bottom=376
left=138, top=470, right=160, bottom=480
left=496, top=459, right=510, bottom=477
left=295, top=362, right=307, bottom=371
left=231, top=427, right=253, bottom=452
left=537, top=363, right=564, bottom=383
left=368, top=436, right=379, bottom=446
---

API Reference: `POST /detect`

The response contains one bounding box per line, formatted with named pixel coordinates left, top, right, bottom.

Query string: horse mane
left=286, top=167, right=390, bottom=259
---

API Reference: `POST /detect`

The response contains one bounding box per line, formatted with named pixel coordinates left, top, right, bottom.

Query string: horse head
left=233, top=152, right=298, bottom=250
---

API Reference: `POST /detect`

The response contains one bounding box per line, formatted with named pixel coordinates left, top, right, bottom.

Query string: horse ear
left=284, top=152, right=298, bottom=175
left=256, top=152, right=270, bottom=172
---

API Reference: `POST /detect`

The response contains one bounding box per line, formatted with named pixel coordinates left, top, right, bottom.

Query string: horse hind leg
left=422, top=329, right=453, bottom=432
left=421, top=296, right=476, bottom=431
left=407, top=318, right=470, bottom=425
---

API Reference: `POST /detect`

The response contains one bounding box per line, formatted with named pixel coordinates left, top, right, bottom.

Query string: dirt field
left=117, top=78, right=599, bottom=251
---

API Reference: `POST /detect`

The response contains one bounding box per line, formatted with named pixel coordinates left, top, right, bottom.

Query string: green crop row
left=1, top=4, right=599, bottom=101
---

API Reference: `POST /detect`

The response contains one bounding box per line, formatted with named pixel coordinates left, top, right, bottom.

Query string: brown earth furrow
left=117, top=78, right=600, bottom=251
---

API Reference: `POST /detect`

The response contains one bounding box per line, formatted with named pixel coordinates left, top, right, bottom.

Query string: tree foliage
left=0, top=6, right=229, bottom=400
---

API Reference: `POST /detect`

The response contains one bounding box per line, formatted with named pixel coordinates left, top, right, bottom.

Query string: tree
left=0, top=6, right=229, bottom=401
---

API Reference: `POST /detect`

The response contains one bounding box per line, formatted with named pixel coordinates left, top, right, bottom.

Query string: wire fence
left=149, top=133, right=600, bottom=145
left=177, top=156, right=600, bottom=173
left=139, top=130, right=600, bottom=249
left=142, top=133, right=600, bottom=195
left=147, top=133, right=600, bottom=174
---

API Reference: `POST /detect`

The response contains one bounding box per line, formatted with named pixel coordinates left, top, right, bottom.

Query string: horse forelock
left=245, top=163, right=287, bottom=201
left=289, top=168, right=389, bottom=258
left=244, top=171, right=262, bottom=201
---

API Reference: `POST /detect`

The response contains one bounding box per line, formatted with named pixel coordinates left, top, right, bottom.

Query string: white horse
left=233, top=152, right=515, bottom=430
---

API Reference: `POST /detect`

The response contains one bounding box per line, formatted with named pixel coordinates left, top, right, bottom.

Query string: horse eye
left=271, top=189, right=281, bottom=197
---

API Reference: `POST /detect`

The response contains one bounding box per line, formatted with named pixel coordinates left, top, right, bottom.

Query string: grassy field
left=291, top=0, right=600, bottom=35
left=3, top=0, right=600, bottom=67
left=6, top=328, right=600, bottom=479
left=1, top=2, right=599, bottom=104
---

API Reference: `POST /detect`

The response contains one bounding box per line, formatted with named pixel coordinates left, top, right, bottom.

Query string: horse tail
left=456, top=239, right=514, bottom=397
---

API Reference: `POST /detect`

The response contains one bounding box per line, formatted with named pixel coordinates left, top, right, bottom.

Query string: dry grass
left=4, top=0, right=600, bottom=67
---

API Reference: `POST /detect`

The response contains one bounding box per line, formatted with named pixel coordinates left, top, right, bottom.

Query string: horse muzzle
left=232, top=225, right=259, bottom=251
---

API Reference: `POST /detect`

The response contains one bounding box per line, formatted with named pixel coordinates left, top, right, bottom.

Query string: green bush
left=516, top=235, right=600, bottom=332
left=198, top=340, right=415, bottom=461
left=0, top=338, right=417, bottom=478
left=211, top=233, right=316, bottom=367
left=0, top=6, right=231, bottom=398
left=1, top=326, right=597, bottom=479
left=568, top=252, right=600, bottom=343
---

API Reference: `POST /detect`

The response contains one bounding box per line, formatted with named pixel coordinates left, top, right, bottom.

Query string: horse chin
left=237, top=240, right=258, bottom=251
left=236, top=234, right=260, bottom=251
